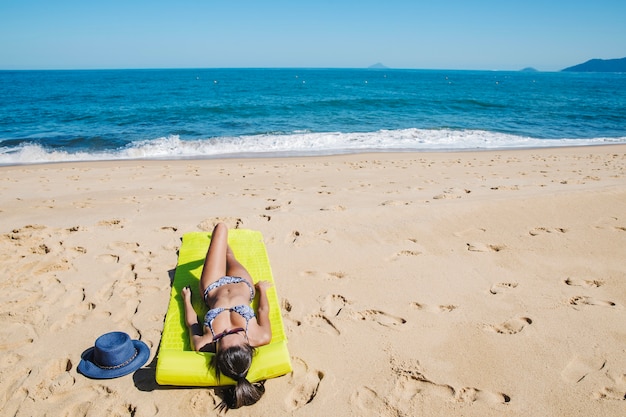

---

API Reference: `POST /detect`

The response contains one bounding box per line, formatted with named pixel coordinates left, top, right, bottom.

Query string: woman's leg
left=199, top=223, right=229, bottom=296
left=225, top=245, right=255, bottom=293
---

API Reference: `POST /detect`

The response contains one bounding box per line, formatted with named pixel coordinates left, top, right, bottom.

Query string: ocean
left=1, top=68, right=625, bottom=165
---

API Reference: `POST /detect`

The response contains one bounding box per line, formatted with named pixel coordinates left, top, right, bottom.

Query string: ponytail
left=213, top=344, right=266, bottom=409
left=233, top=377, right=265, bottom=408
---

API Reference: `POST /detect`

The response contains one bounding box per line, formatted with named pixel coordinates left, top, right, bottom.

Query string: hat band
left=95, top=348, right=138, bottom=370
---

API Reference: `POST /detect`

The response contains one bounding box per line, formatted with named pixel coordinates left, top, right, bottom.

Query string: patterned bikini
left=203, top=276, right=256, bottom=338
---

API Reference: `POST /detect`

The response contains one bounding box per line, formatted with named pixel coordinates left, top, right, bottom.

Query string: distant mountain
left=562, top=57, right=626, bottom=72
left=368, top=63, right=389, bottom=69
left=520, top=67, right=538, bottom=72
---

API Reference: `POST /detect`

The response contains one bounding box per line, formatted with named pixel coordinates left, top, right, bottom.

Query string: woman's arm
left=181, top=286, right=214, bottom=352
left=252, top=280, right=273, bottom=346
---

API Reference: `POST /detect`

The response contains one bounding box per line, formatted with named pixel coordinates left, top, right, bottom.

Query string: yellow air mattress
left=155, top=230, right=291, bottom=386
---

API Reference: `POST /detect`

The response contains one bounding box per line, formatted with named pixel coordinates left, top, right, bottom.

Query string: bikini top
left=204, top=304, right=256, bottom=337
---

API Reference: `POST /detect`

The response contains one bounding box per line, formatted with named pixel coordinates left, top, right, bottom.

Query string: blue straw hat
left=78, top=331, right=150, bottom=379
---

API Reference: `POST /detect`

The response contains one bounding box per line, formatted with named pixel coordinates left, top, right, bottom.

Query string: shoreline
left=1, top=145, right=625, bottom=416
left=2, top=142, right=626, bottom=169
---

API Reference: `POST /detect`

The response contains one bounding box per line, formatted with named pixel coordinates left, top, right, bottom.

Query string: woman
left=181, top=223, right=272, bottom=408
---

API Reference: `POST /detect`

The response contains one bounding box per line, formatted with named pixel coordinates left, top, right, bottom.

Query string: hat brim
left=78, top=339, right=150, bottom=379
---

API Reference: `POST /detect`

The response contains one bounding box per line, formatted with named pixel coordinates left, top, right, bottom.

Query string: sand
left=1, top=145, right=625, bottom=416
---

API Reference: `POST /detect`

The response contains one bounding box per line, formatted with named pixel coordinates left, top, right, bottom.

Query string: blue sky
left=1, top=0, right=624, bottom=71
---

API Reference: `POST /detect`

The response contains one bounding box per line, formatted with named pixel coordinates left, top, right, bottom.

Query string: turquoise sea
left=1, top=68, right=625, bottom=165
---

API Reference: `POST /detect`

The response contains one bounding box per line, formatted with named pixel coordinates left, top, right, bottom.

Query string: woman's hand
left=181, top=285, right=192, bottom=302
left=255, top=280, right=273, bottom=292
left=253, top=280, right=273, bottom=346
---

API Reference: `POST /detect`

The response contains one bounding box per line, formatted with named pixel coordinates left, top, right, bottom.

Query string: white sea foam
left=1, top=129, right=625, bottom=166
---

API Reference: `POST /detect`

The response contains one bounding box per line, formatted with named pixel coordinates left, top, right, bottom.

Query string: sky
left=1, top=0, right=625, bottom=71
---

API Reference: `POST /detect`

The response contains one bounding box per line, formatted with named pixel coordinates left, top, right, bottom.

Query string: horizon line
left=0, top=65, right=561, bottom=72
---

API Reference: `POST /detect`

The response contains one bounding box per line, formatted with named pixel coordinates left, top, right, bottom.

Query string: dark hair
left=213, top=344, right=266, bottom=409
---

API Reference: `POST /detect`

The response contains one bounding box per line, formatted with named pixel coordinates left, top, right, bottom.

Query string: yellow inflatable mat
left=156, top=230, right=291, bottom=386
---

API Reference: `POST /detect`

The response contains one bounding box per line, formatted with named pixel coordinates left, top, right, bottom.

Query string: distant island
left=562, top=57, right=626, bottom=72
left=362, top=59, right=626, bottom=72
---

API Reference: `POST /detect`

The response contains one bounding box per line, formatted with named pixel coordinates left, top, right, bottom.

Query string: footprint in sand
left=453, top=386, right=511, bottom=404
left=561, top=356, right=606, bottom=383
left=97, top=219, right=124, bottom=228
left=452, top=227, right=487, bottom=238
left=184, top=390, right=218, bottom=414
left=299, top=270, right=347, bottom=280
left=8, top=225, right=75, bottom=275
left=489, top=282, right=518, bottom=294
left=266, top=198, right=292, bottom=212
left=392, top=366, right=455, bottom=401
left=282, top=298, right=299, bottom=319
left=72, top=246, right=87, bottom=254
left=391, top=363, right=510, bottom=405
left=433, top=188, right=471, bottom=200
left=288, top=229, right=331, bottom=246
left=466, top=242, right=506, bottom=252
left=108, top=241, right=140, bottom=251
left=410, top=302, right=458, bottom=313
left=529, top=227, right=568, bottom=236
left=285, top=357, right=324, bottom=411
left=1, top=367, right=31, bottom=416
left=51, top=383, right=150, bottom=417
left=387, top=239, right=425, bottom=260
left=35, top=258, right=72, bottom=274
left=32, top=358, right=76, bottom=400
left=50, top=308, right=105, bottom=332
left=380, top=199, right=411, bottom=206
left=350, top=386, right=399, bottom=415
left=389, top=249, right=423, bottom=261
left=12, top=357, right=74, bottom=412
left=485, top=317, right=532, bottom=334
left=564, top=278, right=604, bottom=288
left=320, top=294, right=351, bottom=317
left=301, top=294, right=354, bottom=335
left=97, top=253, right=120, bottom=264
left=319, top=204, right=347, bottom=211
left=281, top=298, right=302, bottom=328
left=289, top=230, right=301, bottom=244
left=304, top=313, right=341, bottom=335
left=490, top=185, right=520, bottom=191
left=594, top=372, right=626, bottom=401
left=568, top=296, right=617, bottom=309
left=350, top=309, right=407, bottom=328
left=0, top=320, right=37, bottom=350
left=282, top=298, right=293, bottom=313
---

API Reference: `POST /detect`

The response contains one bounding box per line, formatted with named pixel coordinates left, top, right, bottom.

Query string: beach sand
left=1, top=145, right=625, bottom=416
